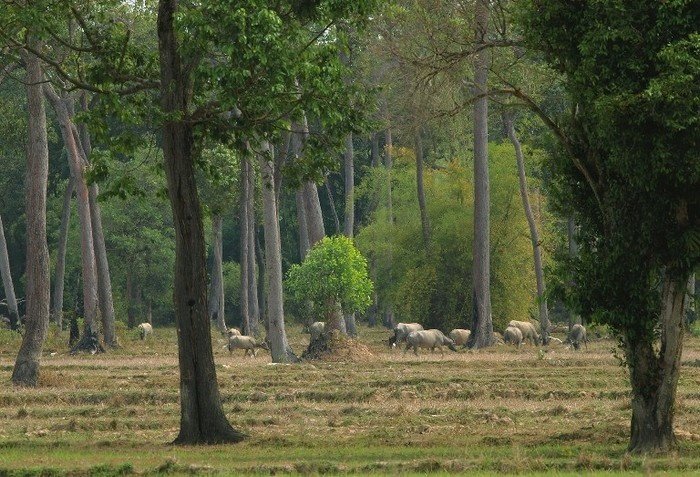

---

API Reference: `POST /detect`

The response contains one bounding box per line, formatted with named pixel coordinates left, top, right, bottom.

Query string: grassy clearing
left=1, top=324, right=700, bottom=475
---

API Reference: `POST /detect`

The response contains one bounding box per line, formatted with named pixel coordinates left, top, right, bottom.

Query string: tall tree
left=246, top=162, right=260, bottom=337
left=208, top=214, right=226, bottom=334
left=52, top=179, right=74, bottom=329
left=12, top=48, right=50, bottom=386
left=520, top=0, right=700, bottom=452
left=158, top=0, right=245, bottom=444
left=468, top=0, right=493, bottom=349
left=343, top=133, right=358, bottom=336
left=383, top=120, right=395, bottom=329
left=504, top=113, right=549, bottom=343
left=239, top=155, right=251, bottom=336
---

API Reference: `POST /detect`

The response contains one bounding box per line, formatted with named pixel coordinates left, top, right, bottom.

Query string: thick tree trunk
left=627, top=272, right=687, bottom=453
left=468, top=0, right=494, bottom=349
left=43, top=86, right=100, bottom=341
left=12, top=49, right=50, bottom=386
left=240, top=155, right=251, bottom=336
left=303, top=182, right=325, bottom=246
left=324, top=177, right=341, bottom=234
left=246, top=165, right=260, bottom=337
left=258, top=143, right=297, bottom=363
left=158, top=0, right=244, bottom=444
left=52, top=179, right=74, bottom=330
left=0, top=214, right=19, bottom=329
left=505, top=115, right=549, bottom=344
left=414, top=128, right=431, bottom=248
left=209, top=215, right=227, bottom=334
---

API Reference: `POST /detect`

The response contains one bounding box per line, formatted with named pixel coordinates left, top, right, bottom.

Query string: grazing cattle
left=503, top=326, right=523, bottom=347
left=389, top=322, right=424, bottom=349
left=227, top=328, right=242, bottom=337
left=492, top=331, right=505, bottom=345
left=404, top=329, right=458, bottom=356
left=137, top=323, right=152, bottom=340
left=567, top=324, right=588, bottom=350
left=507, top=320, right=540, bottom=345
left=228, top=335, right=269, bottom=357
left=449, top=329, right=471, bottom=347
left=309, top=321, right=326, bottom=342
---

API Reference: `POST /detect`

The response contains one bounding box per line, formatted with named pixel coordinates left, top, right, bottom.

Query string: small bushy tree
left=286, top=236, right=373, bottom=331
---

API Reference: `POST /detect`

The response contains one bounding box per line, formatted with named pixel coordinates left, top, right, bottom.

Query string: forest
left=0, top=0, right=699, bottom=474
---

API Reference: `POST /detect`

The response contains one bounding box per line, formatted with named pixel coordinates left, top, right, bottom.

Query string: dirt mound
left=302, top=331, right=375, bottom=362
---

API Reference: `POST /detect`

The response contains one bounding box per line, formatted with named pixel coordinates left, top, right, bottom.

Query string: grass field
left=1, top=323, right=700, bottom=476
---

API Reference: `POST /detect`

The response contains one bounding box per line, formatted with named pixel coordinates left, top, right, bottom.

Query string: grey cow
left=567, top=324, right=588, bottom=350
left=507, top=320, right=540, bottom=345
left=404, top=329, right=458, bottom=356
left=389, top=322, right=424, bottom=349
left=503, top=326, right=523, bottom=347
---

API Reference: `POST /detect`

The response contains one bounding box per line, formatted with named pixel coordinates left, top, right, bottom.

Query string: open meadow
left=1, top=325, right=700, bottom=475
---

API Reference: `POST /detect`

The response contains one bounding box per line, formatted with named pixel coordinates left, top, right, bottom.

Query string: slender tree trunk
left=209, top=215, right=227, bottom=334
left=324, top=177, right=341, bottom=234
left=567, top=216, right=579, bottom=331
left=43, top=86, right=100, bottom=340
left=12, top=49, right=50, bottom=386
left=504, top=114, right=549, bottom=343
left=627, top=272, right=687, bottom=453
left=468, top=0, right=493, bottom=349
left=247, top=165, right=260, bottom=337
left=52, top=179, right=74, bottom=330
left=384, top=121, right=395, bottom=329
left=370, top=133, right=380, bottom=168
left=296, top=190, right=310, bottom=260
left=76, top=116, right=118, bottom=347
left=158, top=0, right=244, bottom=444
left=258, top=143, right=297, bottom=363
left=126, top=270, right=136, bottom=329
left=343, top=133, right=358, bottom=336
left=255, top=226, right=267, bottom=333
left=414, top=128, right=431, bottom=248
left=240, top=155, right=251, bottom=336
left=0, top=214, right=19, bottom=329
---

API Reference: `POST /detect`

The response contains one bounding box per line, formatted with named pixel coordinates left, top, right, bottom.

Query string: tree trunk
left=158, top=0, right=245, bottom=444
left=209, top=215, right=227, bottom=334
left=258, top=143, right=297, bottom=363
left=414, top=127, right=431, bottom=248
left=43, top=86, right=100, bottom=341
left=126, top=270, right=136, bottom=329
left=296, top=190, right=310, bottom=260
left=255, top=225, right=267, bottom=333
left=246, top=164, right=260, bottom=337
left=384, top=119, right=395, bottom=330
left=240, top=155, right=251, bottom=336
left=52, top=179, right=74, bottom=330
left=12, top=49, right=50, bottom=386
left=0, top=214, right=19, bottom=329
left=627, top=272, right=687, bottom=453
left=303, top=182, right=325, bottom=246
left=324, top=177, right=341, bottom=234
left=504, top=114, right=549, bottom=344
left=343, top=133, right=357, bottom=336
left=468, top=0, right=494, bottom=349
left=76, top=115, right=118, bottom=348
left=567, top=216, right=580, bottom=331
left=686, top=274, right=696, bottom=326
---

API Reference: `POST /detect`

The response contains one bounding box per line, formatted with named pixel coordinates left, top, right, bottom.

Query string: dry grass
left=1, top=323, right=700, bottom=475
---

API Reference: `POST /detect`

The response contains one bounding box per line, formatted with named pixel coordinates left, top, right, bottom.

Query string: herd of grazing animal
left=134, top=317, right=589, bottom=359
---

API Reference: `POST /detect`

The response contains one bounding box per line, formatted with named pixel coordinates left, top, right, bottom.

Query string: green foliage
left=286, top=235, right=373, bottom=320
left=518, top=2, right=700, bottom=344
left=222, top=261, right=242, bottom=326
left=356, top=143, right=542, bottom=332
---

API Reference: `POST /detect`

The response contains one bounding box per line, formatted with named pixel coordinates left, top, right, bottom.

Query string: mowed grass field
left=2, top=324, right=700, bottom=476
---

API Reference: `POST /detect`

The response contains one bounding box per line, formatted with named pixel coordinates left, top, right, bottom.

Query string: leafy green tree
left=519, top=1, right=700, bottom=453
left=286, top=235, right=373, bottom=329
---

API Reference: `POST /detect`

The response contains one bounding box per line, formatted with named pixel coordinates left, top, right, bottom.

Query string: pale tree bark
left=504, top=114, right=549, bottom=344
left=208, top=215, right=227, bottom=334
left=0, top=214, right=19, bottom=329
left=324, top=177, right=341, bottom=234
left=239, top=154, right=251, bottom=336
left=158, top=0, right=245, bottom=444
left=43, top=86, right=100, bottom=341
left=255, top=227, right=267, bottom=332
left=258, top=143, right=297, bottom=363
left=12, top=49, right=50, bottom=386
left=627, top=271, right=688, bottom=453
left=383, top=122, right=395, bottom=329
left=246, top=163, right=260, bottom=337
left=343, top=133, right=358, bottom=336
left=52, top=179, right=74, bottom=330
left=414, top=128, right=431, bottom=249
left=296, top=190, right=310, bottom=260
left=567, top=216, right=580, bottom=331
left=468, top=0, right=494, bottom=349
left=77, top=120, right=118, bottom=348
